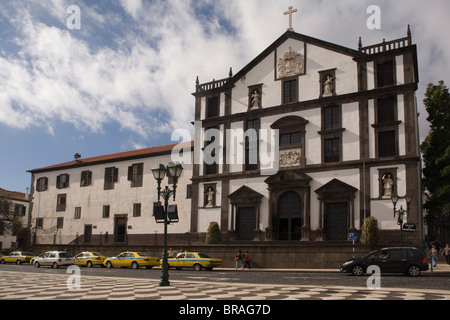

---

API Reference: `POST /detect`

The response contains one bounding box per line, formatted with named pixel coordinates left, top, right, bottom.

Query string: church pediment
left=228, top=186, right=263, bottom=204
left=315, top=178, right=358, bottom=200
left=264, top=169, right=312, bottom=186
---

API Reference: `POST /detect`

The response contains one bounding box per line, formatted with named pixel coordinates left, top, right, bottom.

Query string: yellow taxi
left=75, top=252, right=107, bottom=267
left=104, top=252, right=160, bottom=269
left=0, top=251, right=36, bottom=265
left=166, top=252, right=222, bottom=271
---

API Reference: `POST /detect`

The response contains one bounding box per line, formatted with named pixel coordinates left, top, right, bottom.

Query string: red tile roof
left=0, top=187, right=28, bottom=201
left=28, top=141, right=194, bottom=173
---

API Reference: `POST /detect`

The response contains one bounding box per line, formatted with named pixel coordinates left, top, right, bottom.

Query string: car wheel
left=16, top=259, right=22, bottom=265
left=52, top=262, right=59, bottom=269
left=106, top=261, right=113, bottom=268
left=0, top=259, right=5, bottom=264
left=351, top=265, right=365, bottom=276
left=131, top=261, right=139, bottom=269
left=86, top=261, right=93, bottom=268
left=194, top=263, right=202, bottom=271
left=34, top=261, right=40, bottom=268
left=407, top=265, right=421, bottom=277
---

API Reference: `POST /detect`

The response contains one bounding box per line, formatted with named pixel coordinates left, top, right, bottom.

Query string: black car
left=340, top=247, right=428, bottom=277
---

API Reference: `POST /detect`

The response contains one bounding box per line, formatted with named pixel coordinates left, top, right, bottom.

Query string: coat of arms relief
left=277, top=47, right=304, bottom=78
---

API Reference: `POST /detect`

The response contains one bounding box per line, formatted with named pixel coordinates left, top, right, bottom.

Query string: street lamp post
left=151, top=162, right=183, bottom=287
left=391, top=194, right=412, bottom=247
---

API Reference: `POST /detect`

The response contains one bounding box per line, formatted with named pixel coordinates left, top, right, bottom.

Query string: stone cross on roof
left=284, top=6, right=297, bottom=31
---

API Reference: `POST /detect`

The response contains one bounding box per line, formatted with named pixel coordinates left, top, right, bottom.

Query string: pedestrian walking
left=429, top=245, right=439, bottom=267
left=243, top=251, right=251, bottom=269
left=235, top=250, right=243, bottom=269
left=442, top=243, right=450, bottom=265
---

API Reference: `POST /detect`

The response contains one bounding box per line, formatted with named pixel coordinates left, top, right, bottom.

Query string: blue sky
left=1, top=0, right=450, bottom=193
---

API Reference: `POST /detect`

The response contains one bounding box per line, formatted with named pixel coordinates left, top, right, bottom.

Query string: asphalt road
left=1, top=263, right=449, bottom=292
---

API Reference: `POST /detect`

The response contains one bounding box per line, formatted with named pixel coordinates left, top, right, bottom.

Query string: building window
left=280, top=132, right=301, bottom=147
left=204, top=126, right=218, bottom=175
left=206, top=96, right=219, bottom=118
left=36, top=177, right=48, bottom=192
left=56, top=174, right=70, bottom=189
left=133, top=203, right=141, bottom=217
left=74, top=207, right=81, bottom=219
left=102, top=205, right=110, bottom=218
left=56, top=194, right=67, bottom=212
left=324, top=137, right=340, bottom=163
left=128, top=163, right=143, bottom=188
left=378, top=130, right=397, bottom=157
left=377, top=60, right=394, bottom=88
left=283, top=78, right=297, bottom=104
left=14, top=204, right=26, bottom=216
left=186, top=184, right=192, bottom=199
left=245, top=119, right=259, bottom=171
left=80, top=171, right=92, bottom=187
left=377, top=96, right=396, bottom=124
left=36, top=218, right=43, bottom=229
left=323, top=106, right=340, bottom=130
left=57, top=217, right=64, bottom=229
left=104, top=167, right=118, bottom=190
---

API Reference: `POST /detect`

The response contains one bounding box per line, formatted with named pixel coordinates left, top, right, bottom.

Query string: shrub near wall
left=360, top=216, right=380, bottom=245
left=206, top=222, right=221, bottom=244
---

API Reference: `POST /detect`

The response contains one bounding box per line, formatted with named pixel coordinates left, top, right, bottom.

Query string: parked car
left=340, top=247, right=428, bottom=277
left=33, top=251, right=75, bottom=268
left=166, top=252, right=222, bottom=271
left=30, top=252, right=46, bottom=265
left=104, top=252, right=160, bottom=269
left=0, top=251, right=36, bottom=265
left=75, top=252, right=107, bottom=267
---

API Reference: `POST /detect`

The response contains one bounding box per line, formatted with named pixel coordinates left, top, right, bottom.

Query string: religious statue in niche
left=250, top=90, right=261, bottom=109
left=322, top=75, right=334, bottom=96
left=381, top=173, right=395, bottom=198
left=278, top=47, right=304, bottom=78
left=205, top=187, right=215, bottom=208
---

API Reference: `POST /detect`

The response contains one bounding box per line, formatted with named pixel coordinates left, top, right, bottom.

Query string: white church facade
left=27, top=26, right=422, bottom=247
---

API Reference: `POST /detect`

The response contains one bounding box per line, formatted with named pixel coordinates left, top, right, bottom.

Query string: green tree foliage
left=206, top=221, right=221, bottom=244
left=360, top=216, right=379, bottom=245
left=0, top=196, right=24, bottom=236
left=420, top=81, right=450, bottom=227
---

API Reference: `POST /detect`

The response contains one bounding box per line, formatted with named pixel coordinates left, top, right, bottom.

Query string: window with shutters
left=104, top=167, right=118, bottom=190
left=56, top=174, right=70, bottom=189
left=36, top=177, right=48, bottom=192
left=128, top=163, right=143, bottom=187
left=56, top=194, right=67, bottom=212
left=80, top=171, right=92, bottom=187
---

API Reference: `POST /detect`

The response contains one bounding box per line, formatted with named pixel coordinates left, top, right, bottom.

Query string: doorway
left=325, top=202, right=348, bottom=240
left=114, top=215, right=127, bottom=243
left=277, top=191, right=302, bottom=240
left=84, top=225, right=92, bottom=243
left=236, top=207, right=256, bottom=240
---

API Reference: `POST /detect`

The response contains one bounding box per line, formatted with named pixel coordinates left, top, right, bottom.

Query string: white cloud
left=0, top=0, right=449, bottom=144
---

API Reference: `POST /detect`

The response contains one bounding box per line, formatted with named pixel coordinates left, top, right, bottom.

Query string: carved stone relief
left=280, top=151, right=300, bottom=166
left=278, top=47, right=304, bottom=78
